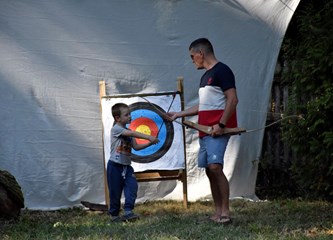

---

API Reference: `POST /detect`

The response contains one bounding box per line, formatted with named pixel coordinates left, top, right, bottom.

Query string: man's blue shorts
left=198, top=135, right=230, bottom=168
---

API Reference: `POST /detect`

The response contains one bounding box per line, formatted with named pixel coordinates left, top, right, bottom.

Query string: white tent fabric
left=0, top=0, right=300, bottom=210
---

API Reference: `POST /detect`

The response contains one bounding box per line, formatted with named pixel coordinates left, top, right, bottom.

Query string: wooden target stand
left=96, top=78, right=188, bottom=210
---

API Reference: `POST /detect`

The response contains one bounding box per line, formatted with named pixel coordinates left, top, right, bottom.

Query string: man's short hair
left=111, top=103, right=129, bottom=119
left=189, top=38, right=214, bottom=54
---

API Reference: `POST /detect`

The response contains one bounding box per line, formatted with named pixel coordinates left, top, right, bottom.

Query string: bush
left=280, top=0, right=333, bottom=201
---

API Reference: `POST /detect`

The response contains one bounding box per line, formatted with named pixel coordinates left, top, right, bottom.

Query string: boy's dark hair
left=189, top=38, right=214, bottom=54
left=111, top=103, right=129, bottom=119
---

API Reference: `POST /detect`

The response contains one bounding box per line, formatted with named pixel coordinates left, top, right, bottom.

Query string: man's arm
left=212, top=88, right=238, bottom=136
left=166, top=104, right=199, bottom=121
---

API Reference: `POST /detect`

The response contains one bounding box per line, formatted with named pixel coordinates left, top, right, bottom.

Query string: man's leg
left=198, top=135, right=230, bottom=221
left=206, top=164, right=230, bottom=220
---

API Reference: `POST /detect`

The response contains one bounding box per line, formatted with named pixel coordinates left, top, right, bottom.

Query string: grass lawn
left=1, top=199, right=332, bottom=240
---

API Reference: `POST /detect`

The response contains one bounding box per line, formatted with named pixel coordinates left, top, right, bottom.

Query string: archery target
left=101, top=93, right=185, bottom=172
left=128, top=102, right=174, bottom=163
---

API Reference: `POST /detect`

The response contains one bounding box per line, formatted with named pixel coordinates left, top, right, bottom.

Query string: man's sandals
left=212, top=216, right=232, bottom=225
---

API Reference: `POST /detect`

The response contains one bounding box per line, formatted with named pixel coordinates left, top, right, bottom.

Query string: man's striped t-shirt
left=198, top=62, right=237, bottom=137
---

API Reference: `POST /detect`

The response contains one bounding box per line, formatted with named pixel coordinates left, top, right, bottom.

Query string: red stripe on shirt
left=198, top=110, right=237, bottom=137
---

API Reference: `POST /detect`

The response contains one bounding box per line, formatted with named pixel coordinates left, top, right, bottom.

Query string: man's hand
left=211, top=124, right=225, bottom=137
left=165, top=112, right=179, bottom=121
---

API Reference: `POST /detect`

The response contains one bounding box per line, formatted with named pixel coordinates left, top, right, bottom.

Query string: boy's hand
left=148, top=136, right=159, bottom=144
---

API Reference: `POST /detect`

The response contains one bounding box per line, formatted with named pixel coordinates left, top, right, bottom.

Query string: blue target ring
left=128, top=102, right=174, bottom=163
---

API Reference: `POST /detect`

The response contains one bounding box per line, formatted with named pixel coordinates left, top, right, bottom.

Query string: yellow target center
left=135, top=125, right=151, bottom=144
left=136, top=125, right=151, bottom=135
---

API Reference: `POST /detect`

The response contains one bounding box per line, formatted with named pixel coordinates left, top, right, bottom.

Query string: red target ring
left=129, top=117, right=158, bottom=144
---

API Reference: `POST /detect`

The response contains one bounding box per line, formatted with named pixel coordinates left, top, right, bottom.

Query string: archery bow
left=244, top=114, right=304, bottom=133
left=182, top=114, right=303, bottom=135
left=139, top=96, right=245, bottom=136
left=140, top=96, right=303, bottom=135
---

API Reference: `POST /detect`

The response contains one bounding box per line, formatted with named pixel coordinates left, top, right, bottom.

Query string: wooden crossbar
left=135, top=170, right=184, bottom=182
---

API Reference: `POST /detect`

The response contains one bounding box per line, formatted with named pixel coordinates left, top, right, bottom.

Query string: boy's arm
left=121, top=129, right=159, bottom=150
left=131, top=138, right=154, bottom=151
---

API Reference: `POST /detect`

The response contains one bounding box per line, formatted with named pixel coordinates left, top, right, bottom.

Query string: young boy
left=107, top=103, right=159, bottom=222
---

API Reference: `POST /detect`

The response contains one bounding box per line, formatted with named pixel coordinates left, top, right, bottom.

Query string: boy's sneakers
left=110, top=215, right=121, bottom=222
left=121, top=211, right=140, bottom=222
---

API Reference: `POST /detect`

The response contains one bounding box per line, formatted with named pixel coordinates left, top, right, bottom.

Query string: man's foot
left=215, top=216, right=232, bottom=225
left=209, top=214, right=221, bottom=222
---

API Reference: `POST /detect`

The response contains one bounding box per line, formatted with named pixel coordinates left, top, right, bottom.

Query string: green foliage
left=281, top=0, right=333, bottom=200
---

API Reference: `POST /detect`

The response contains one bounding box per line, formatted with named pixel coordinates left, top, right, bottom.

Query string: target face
left=128, top=102, right=174, bottom=163
left=101, top=93, right=184, bottom=172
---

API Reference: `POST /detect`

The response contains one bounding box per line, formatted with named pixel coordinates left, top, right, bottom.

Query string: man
left=167, top=38, right=238, bottom=224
